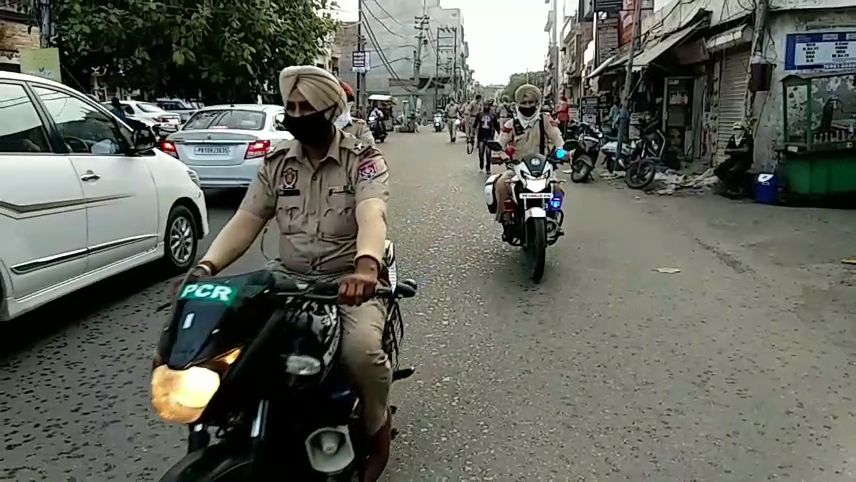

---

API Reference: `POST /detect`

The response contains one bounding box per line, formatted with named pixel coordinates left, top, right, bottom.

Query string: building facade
left=361, top=0, right=472, bottom=113
left=0, top=1, right=39, bottom=73
left=584, top=0, right=856, bottom=171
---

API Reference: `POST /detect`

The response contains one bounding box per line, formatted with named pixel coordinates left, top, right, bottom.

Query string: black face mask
left=283, top=106, right=335, bottom=147
left=518, top=105, right=538, bottom=117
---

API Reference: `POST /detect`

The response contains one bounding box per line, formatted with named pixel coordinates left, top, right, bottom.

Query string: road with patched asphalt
left=2, top=128, right=855, bottom=481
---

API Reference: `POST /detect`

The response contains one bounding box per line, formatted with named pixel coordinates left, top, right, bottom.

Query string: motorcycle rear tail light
left=503, top=199, right=515, bottom=213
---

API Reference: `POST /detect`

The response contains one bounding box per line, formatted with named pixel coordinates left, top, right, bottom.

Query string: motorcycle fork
left=187, top=423, right=210, bottom=452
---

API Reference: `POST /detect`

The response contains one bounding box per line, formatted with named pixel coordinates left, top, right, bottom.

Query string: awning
left=586, top=55, right=618, bottom=79
left=705, top=24, right=751, bottom=53
left=632, top=20, right=705, bottom=69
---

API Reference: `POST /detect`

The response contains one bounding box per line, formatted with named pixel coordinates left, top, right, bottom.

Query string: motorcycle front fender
left=160, top=443, right=253, bottom=482
left=524, top=207, right=547, bottom=222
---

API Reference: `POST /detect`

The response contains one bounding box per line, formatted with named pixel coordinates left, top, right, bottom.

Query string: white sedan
left=103, top=100, right=183, bottom=125
left=162, top=104, right=293, bottom=188
left=0, top=72, right=209, bottom=321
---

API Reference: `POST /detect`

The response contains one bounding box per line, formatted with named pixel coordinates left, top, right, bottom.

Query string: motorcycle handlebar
left=271, top=273, right=418, bottom=302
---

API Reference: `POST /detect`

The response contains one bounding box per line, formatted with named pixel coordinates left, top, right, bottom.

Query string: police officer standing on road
left=445, top=99, right=461, bottom=142
left=336, top=80, right=375, bottom=146
left=464, top=94, right=483, bottom=141
left=183, top=66, right=394, bottom=481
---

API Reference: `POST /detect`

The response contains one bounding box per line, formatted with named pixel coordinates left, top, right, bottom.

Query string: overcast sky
left=335, top=0, right=563, bottom=85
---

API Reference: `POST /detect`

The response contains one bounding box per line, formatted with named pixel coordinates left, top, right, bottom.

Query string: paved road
left=2, top=129, right=855, bottom=481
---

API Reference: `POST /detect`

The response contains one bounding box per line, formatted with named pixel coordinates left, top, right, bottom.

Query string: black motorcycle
left=153, top=245, right=417, bottom=481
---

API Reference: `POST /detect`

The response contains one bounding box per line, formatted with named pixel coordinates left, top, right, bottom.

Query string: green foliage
left=503, top=71, right=547, bottom=101
left=53, top=0, right=338, bottom=102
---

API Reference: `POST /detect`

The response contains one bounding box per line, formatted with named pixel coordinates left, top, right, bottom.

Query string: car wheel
left=163, top=205, right=198, bottom=271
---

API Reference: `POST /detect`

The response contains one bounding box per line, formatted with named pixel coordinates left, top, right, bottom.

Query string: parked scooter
left=567, top=122, right=604, bottom=183
left=433, top=112, right=444, bottom=132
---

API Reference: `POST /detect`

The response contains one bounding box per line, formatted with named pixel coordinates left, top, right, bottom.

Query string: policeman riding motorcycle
left=484, top=84, right=569, bottom=282
left=152, top=66, right=415, bottom=482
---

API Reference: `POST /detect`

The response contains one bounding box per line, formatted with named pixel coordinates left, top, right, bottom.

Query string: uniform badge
left=358, top=162, right=378, bottom=181
left=278, top=167, right=300, bottom=196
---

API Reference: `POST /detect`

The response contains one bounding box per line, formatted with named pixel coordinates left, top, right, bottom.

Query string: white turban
left=278, top=66, right=347, bottom=119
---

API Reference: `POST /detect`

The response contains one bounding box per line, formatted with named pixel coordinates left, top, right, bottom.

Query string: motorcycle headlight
left=151, top=348, right=241, bottom=424
left=152, top=366, right=219, bottom=424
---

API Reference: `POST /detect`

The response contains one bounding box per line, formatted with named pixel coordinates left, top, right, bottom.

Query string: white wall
left=754, top=7, right=856, bottom=170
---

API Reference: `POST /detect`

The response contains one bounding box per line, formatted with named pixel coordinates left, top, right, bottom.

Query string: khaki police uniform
left=343, top=118, right=375, bottom=146
left=239, top=130, right=391, bottom=434
left=495, top=113, right=565, bottom=220
left=445, top=103, right=460, bottom=140
left=464, top=100, right=483, bottom=138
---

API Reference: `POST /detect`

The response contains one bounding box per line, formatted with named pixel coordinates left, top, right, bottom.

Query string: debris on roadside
left=655, top=267, right=682, bottom=274
left=843, top=258, right=856, bottom=265
left=650, top=168, right=720, bottom=196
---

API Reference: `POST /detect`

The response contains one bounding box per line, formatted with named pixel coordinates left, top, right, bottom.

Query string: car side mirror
left=486, top=140, right=502, bottom=152
left=131, top=127, right=157, bottom=152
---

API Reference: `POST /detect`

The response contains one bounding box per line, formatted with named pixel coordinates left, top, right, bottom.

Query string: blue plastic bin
left=755, top=173, right=779, bottom=205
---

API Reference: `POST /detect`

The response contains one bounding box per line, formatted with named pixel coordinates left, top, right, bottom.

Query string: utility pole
left=451, top=27, right=458, bottom=101
left=551, top=0, right=560, bottom=102
left=615, top=0, right=643, bottom=162
left=434, top=27, right=441, bottom=110
left=36, top=0, right=53, bottom=48
left=745, top=0, right=769, bottom=121
left=409, top=10, right=429, bottom=132
left=356, top=0, right=364, bottom=114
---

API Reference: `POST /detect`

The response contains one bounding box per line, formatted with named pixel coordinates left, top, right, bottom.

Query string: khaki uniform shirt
left=239, top=131, right=389, bottom=281
left=445, top=103, right=459, bottom=119
left=343, top=119, right=375, bottom=146
left=466, top=101, right=483, bottom=117
left=498, top=113, right=564, bottom=160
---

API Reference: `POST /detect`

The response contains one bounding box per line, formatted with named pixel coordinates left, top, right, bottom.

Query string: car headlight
left=286, top=355, right=321, bottom=376
left=151, top=348, right=241, bottom=424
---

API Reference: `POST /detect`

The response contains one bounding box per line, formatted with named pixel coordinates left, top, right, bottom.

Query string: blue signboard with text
left=785, top=31, right=856, bottom=71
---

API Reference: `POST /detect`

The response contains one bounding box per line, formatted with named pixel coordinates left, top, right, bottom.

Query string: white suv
left=0, top=72, right=209, bottom=321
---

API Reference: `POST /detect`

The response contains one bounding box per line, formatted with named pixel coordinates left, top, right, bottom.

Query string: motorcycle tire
left=625, top=159, right=656, bottom=190
left=526, top=218, right=547, bottom=283
left=570, top=155, right=594, bottom=183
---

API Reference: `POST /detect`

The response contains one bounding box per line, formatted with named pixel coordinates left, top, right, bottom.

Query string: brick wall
left=0, top=19, right=40, bottom=65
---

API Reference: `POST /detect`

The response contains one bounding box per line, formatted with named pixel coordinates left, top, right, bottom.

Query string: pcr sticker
left=179, top=283, right=237, bottom=305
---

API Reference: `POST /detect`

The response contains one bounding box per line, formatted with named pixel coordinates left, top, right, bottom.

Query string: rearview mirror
left=132, top=127, right=157, bottom=152
left=486, top=141, right=502, bottom=152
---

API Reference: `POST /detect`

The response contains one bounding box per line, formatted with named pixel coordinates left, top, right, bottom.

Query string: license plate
left=519, top=193, right=552, bottom=199
left=193, top=146, right=230, bottom=155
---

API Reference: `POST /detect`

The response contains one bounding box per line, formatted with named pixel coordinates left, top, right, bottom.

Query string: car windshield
left=183, top=109, right=266, bottom=131
left=158, top=101, right=191, bottom=110
left=137, top=102, right=165, bottom=113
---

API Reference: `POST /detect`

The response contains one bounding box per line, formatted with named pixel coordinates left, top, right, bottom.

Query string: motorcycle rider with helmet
left=336, top=80, right=375, bottom=146
left=495, top=84, right=565, bottom=224
left=181, top=66, right=394, bottom=482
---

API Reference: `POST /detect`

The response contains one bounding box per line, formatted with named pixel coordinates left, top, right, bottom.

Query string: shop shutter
left=714, top=47, right=751, bottom=165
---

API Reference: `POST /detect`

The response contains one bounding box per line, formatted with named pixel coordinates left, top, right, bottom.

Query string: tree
left=53, top=0, right=337, bottom=102
left=502, top=71, right=547, bottom=100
